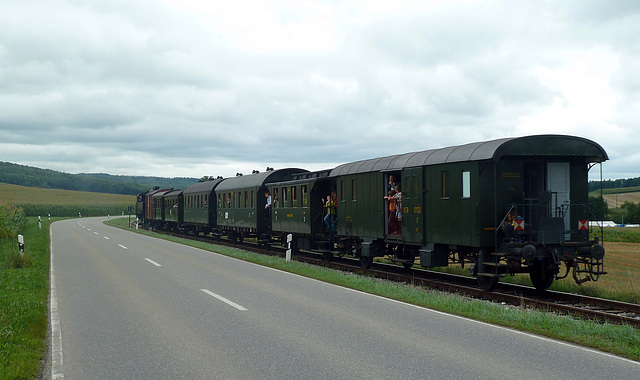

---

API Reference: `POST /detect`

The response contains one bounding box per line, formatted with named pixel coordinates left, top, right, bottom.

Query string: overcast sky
left=1, top=0, right=638, bottom=180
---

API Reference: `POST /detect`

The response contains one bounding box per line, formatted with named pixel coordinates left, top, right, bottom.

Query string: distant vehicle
left=137, top=135, right=608, bottom=291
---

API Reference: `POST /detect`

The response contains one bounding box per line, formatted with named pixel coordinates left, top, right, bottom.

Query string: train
left=136, top=134, right=608, bottom=291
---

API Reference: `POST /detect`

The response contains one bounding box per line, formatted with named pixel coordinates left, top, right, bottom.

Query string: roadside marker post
left=18, top=234, right=24, bottom=258
left=286, top=234, right=293, bottom=261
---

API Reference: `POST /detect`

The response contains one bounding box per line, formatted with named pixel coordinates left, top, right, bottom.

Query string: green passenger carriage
left=151, top=189, right=173, bottom=228
left=162, top=189, right=184, bottom=230
left=182, top=179, right=224, bottom=234
left=214, top=168, right=307, bottom=242
left=329, top=135, right=608, bottom=290
left=267, top=170, right=334, bottom=253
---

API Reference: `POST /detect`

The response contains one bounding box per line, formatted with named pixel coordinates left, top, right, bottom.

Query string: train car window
left=442, top=170, right=449, bottom=199
left=351, top=179, right=356, bottom=201
left=292, top=186, right=297, bottom=206
left=282, top=187, right=288, bottom=205
left=251, top=191, right=254, bottom=208
left=462, top=171, right=471, bottom=198
left=273, top=188, right=279, bottom=208
left=244, top=191, right=248, bottom=208
left=302, top=185, right=308, bottom=206
left=217, top=194, right=221, bottom=208
left=340, top=180, right=345, bottom=201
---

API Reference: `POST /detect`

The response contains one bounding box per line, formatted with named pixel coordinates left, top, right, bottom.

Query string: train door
left=310, top=180, right=332, bottom=234
left=524, top=162, right=571, bottom=239
left=401, top=168, right=424, bottom=243
left=384, top=171, right=402, bottom=236
left=547, top=162, right=571, bottom=238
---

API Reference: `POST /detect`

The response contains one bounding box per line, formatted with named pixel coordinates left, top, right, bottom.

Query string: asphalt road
left=49, top=217, right=640, bottom=379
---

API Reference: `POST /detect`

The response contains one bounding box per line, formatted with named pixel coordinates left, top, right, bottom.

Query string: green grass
left=0, top=217, right=54, bottom=380
left=106, top=218, right=640, bottom=362
left=598, top=227, right=640, bottom=243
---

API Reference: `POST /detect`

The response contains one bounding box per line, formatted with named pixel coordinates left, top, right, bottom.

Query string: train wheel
left=323, top=250, right=333, bottom=262
left=530, top=259, right=554, bottom=291
left=360, top=256, right=372, bottom=269
left=477, top=275, right=498, bottom=292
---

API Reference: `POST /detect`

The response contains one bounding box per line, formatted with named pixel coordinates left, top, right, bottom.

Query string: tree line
left=589, top=177, right=640, bottom=192
left=0, top=162, right=198, bottom=195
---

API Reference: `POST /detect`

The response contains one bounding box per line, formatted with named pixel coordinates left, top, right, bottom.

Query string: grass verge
left=1, top=217, right=54, bottom=380
left=106, top=218, right=640, bottom=362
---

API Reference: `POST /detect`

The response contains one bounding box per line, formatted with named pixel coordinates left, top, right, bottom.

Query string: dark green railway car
left=182, top=179, right=225, bottom=234
left=267, top=170, right=334, bottom=251
left=151, top=189, right=173, bottom=227
left=162, top=189, right=184, bottom=229
left=330, top=135, right=608, bottom=290
left=141, top=188, right=171, bottom=224
left=215, top=168, right=307, bottom=241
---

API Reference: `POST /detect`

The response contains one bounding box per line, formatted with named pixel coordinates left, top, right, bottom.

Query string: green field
left=0, top=182, right=136, bottom=217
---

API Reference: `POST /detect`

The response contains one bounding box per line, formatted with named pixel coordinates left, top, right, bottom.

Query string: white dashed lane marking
left=144, top=258, right=162, bottom=267
left=201, top=289, right=248, bottom=311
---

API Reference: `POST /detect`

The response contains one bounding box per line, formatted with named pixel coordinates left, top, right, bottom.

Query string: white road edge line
left=144, top=258, right=162, bottom=267
left=50, top=228, right=64, bottom=379
left=200, top=289, right=248, bottom=311
left=118, top=244, right=128, bottom=250
left=103, top=236, right=110, bottom=240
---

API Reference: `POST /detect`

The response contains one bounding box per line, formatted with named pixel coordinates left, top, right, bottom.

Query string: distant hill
left=77, top=173, right=198, bottom=191
left=589, top=178, right=640, bottom=192
left=0, top=161, right=198, bottom=195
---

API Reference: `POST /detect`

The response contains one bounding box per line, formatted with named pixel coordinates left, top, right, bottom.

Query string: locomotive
left=136, top=135, right=608, bottom=291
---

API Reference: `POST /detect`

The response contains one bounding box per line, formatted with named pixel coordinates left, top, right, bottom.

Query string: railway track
left=145, top=227, right=640, bottom=328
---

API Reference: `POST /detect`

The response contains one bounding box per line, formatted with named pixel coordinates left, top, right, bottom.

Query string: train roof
left=183, top=179, right=225, bottom=195
left=143, top=188, right=171, bottom=196
left=152, top=189, right=173, bottom=199
left=163, top=189, right=184, bottom=197
left=329, top=135, right=608, bottom=177
left=215, top=168, right=308, bottom=191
